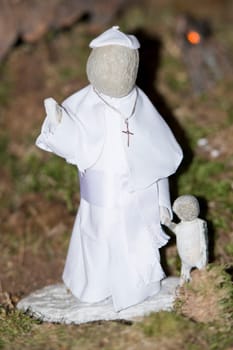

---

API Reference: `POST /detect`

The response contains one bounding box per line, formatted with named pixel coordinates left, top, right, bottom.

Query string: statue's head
left=86, top=26, right=140, bottom=98
left=173, top=195, right=200, bottom=221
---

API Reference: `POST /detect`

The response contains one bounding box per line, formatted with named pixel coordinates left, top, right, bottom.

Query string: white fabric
left=36, top=85, right=183, bottom=189
left=36, top=85, right=183, bottom=311
left=80, top=169, right=125, bottom=208
left=89, top=26, right=140, bottom=49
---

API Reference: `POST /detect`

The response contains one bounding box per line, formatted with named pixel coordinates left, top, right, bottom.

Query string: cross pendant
left=122, top=120, right=134, bottom=147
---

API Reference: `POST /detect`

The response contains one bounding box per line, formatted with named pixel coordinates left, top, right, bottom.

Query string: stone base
left=17, top=277, right=179, bottom=324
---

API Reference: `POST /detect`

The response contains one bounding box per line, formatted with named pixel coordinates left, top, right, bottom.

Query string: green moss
left=118, top=5, right=152, bottom=31
left=0, top=137, right=78, bottom=212
left=178, top=157, right=230, bottom=201
left=139, top=311, right=210, bottom=349
left=44, top=29, right=58, bottom=43
left=0, top=64, right=12, bottom=107
left=225, top=243, right=233, bottom=256
left=141, top=311, right=194, bottom=337
left=0, top=134, right=21, bottom=175
left=59, top=66, right=80, bottom=81
left=0, top=315, right=130, bottom=350
left=0, top=135, right=9, bottom=163
left=0, top=83, right=11, bottom=106
left=206, top=330, right=233, bottom=350
left=165, top=73, right=188, bottom=91
left=178, top=156, right=233, bottom=232
left=226, top=106, right=233, bottom=125
left=166, top=253, right=181, bottom=276
left=19, top=153, right=78, bottom=212
left=184, top=120, right=213, bottom=147
left=1, top=307, right=233, bottom=350
left=0, top=307, right=38, bottom=346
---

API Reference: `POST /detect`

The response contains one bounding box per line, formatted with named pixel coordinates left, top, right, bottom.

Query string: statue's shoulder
left=62, top=85, right=91, bottom=114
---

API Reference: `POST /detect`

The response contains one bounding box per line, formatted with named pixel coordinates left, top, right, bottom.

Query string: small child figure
left=165, top=195, right=208, bottom=285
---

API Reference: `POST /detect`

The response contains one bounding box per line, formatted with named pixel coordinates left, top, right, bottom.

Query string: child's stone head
left=173, top=195, right=200, bottom=221
left=86, top=26, right=140, bottom=98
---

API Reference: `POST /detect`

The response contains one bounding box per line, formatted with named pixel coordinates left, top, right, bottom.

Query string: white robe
left=36, top=85, right=183, bottom=311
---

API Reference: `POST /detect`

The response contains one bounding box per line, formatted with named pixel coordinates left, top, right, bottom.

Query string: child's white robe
left=36, top=85, right=183, bottom=311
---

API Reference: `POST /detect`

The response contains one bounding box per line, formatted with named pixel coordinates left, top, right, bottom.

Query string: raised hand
left=44, top=97, right=62, bottom=124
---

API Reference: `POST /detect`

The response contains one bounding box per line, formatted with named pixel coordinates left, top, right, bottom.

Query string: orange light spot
left=187, top=31, right=201, bottom=45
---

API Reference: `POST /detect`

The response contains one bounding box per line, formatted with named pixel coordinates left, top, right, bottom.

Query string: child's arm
left=162, top=216, right=177, bottom=233
left=199, top=220, right=208, bottom=267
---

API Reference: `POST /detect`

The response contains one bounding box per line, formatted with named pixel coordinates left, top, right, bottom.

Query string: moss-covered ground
left=0, top=0, right=233, bottom=349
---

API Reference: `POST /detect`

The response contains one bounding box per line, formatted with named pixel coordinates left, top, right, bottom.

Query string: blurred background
left=0, top=0, right=233, bottom=349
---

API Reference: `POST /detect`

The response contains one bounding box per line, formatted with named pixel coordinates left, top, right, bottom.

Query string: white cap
left=89, top=26, right=140, bottom=49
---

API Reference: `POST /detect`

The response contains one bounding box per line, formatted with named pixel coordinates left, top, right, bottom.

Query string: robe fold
left=36, top=85, right=183, bottom=311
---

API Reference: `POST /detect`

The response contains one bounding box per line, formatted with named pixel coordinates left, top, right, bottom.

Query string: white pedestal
left=17, top=277, right=179, bottom=324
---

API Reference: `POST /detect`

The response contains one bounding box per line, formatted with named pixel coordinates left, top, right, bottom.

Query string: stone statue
left=35, top=26, right=183, bottom=311
left=165, top=195, right=208, bottom=285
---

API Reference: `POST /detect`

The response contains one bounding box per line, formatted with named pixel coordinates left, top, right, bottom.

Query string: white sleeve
left=157, top=178, right=172, bottom=219
left=35, top=104, right=79, bottom=166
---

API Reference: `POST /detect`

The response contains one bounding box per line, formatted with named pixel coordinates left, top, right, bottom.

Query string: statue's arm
left=35, top=97, right=79, bottom=166
left=157, top=178, right=172, bottom=224
left=165, top=220, right=177, bottom=232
